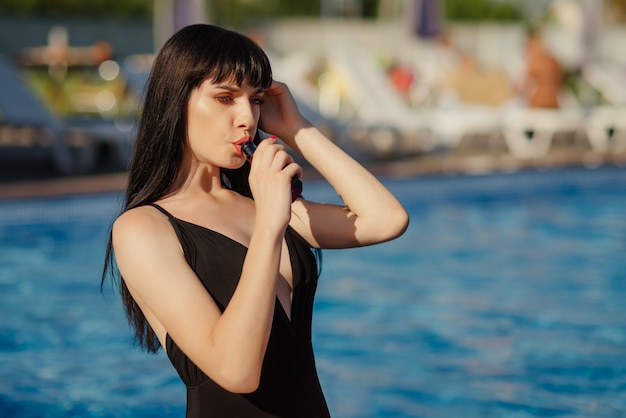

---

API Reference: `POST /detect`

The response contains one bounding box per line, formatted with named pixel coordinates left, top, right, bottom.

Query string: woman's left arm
left=260, top=81, right=409, bottom=249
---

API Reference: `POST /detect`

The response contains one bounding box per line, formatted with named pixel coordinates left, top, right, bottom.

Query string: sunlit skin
left=185, top=79, right=266, bottom=170
left=112, top=77, right=409, bottom=393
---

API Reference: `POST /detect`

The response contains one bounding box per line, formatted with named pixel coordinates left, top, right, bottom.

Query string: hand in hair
left=259, top=81, right=311, bottom=150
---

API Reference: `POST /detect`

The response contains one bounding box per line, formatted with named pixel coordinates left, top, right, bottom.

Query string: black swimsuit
left=149, top=204, right=330, bottom=418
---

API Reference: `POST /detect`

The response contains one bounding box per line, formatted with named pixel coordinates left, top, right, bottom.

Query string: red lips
left=233, top=136, right=251, bottom=157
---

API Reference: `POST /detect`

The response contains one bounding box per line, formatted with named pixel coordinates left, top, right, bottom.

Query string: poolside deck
left=0, top=171, right=128, bottom=199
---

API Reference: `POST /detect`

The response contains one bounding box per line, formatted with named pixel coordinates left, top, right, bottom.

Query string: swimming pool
left=1, top=166, right=625, bottom=417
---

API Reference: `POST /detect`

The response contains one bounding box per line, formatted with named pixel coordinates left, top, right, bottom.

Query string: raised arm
left=260, top=81, right=409, bottom=249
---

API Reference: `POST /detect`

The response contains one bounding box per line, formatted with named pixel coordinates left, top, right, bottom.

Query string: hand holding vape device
left=241, top=140, right=303, bottom=202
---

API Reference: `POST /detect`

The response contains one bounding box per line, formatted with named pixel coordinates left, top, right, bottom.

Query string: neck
left=168, top=158, right=224, bottom=198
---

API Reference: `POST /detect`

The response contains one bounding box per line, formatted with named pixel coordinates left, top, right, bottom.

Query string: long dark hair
left=102, top=24, right=273, bottom=353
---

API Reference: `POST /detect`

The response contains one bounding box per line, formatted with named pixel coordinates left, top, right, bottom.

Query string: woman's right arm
left=112, top=201, right=284, bottom=393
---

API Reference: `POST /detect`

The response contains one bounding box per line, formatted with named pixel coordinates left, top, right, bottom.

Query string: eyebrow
left=214, top=84, right=265, bottom=94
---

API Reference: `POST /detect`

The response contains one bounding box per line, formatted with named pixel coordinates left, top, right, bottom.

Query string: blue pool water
left=1, top=167, right=625, bottom=417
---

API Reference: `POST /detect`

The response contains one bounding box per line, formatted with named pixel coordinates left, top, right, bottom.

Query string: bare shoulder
left=112, top=205, right=181, bottom=272
left=113, top=205, right=171, bottom=242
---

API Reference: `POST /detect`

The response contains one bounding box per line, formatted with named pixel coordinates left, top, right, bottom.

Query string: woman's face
left=186, top=76, right=265, bottom=169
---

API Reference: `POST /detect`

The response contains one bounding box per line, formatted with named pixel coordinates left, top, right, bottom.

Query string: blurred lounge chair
left=0, top=57, right=75, bottom=174
left=581, top=62, right=626, bottom=155
left=501, top=107, right=585, bottom=159
left=585, top=105, right=626, bottom=155
left=430, top=104, right=503, bottom=151
left=327, top=46, right=434, bottom=158
left=0, top=57, right=135, bottom=177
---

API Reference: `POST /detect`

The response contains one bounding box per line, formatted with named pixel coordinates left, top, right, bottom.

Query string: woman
left=103, top=24, right=408, bottom=417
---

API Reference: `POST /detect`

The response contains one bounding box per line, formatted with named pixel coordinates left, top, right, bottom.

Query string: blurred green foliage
left=0, top=0, right=153, bottom=18
left=0, top=0, right=379, bottom=24
left=0, top=0, right=524, bottom=23
left=210, top=0, right=378, bottom=28
left=209, top=0, right=318, bottom=28
left=444, top=0, right=523, bottom=22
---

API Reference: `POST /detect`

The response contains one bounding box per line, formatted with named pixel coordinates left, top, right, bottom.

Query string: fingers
left=248, top=139, right=301, bottom=222
left=249, top=139, right=301, bottom=183
left=252, top=139, right=289, bottom=170
left=266, top=80, right=287, bottom=94
left=252, top=138, right=283, bottom=168
left=259, top=81, right=304, bottom=140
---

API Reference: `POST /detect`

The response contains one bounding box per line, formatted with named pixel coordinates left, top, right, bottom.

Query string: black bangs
left=205, top=28, right=273, bottom=89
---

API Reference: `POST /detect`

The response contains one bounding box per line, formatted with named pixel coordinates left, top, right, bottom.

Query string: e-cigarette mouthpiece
left=241, top=141, right=258, bottom=160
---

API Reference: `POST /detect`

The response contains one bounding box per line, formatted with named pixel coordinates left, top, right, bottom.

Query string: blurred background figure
left=523, top=31, right=563, bottom=108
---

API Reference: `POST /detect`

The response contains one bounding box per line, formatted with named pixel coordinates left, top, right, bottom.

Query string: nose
left=235, top=100, right=257, bottom=131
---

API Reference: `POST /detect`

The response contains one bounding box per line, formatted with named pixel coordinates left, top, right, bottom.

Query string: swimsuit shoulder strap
left=146, top=202, right=173, bottom=219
